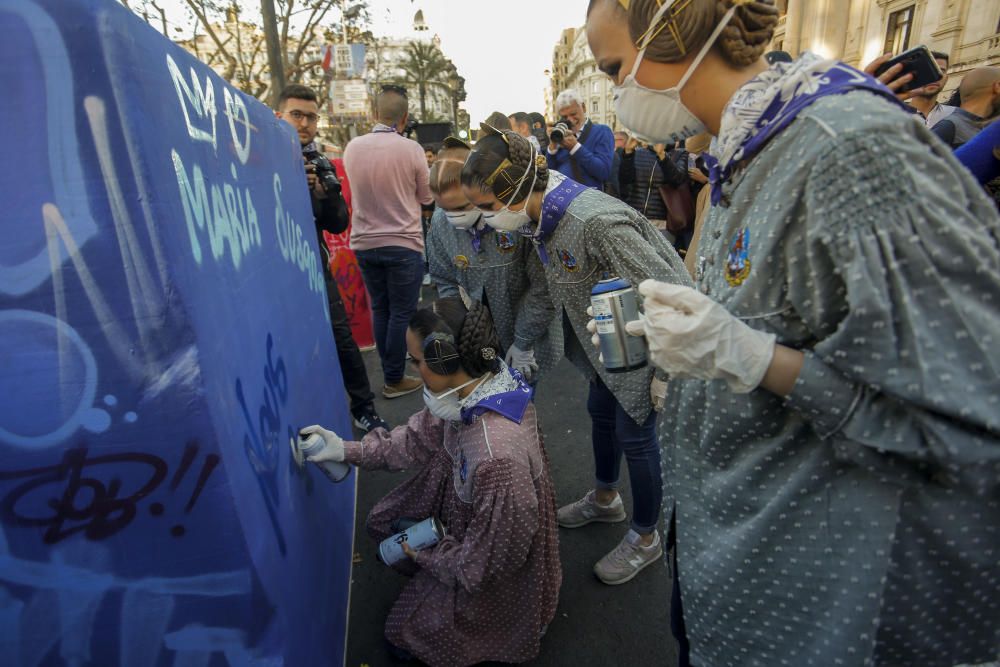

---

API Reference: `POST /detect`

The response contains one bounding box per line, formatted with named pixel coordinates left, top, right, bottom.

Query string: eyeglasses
left=287, top=110, right=320, bottom=125
left=381, top=84, right=408, bottom=98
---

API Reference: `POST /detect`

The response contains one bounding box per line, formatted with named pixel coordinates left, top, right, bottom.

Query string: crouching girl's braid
left=457, top=300, right=502, bottom=376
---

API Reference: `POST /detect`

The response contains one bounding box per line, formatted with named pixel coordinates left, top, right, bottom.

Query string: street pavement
left=344, top=305, right=678, bottom=666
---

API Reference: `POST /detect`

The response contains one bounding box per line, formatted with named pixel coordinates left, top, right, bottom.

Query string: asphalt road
left=344, top=313, right=678, bottom=667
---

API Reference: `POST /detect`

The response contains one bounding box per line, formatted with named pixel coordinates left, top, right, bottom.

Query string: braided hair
left=618, top=0, right=779, bottom=68
left=461, top=126, right=549, bottom=205
left=409, top=297, right=501, bottom=378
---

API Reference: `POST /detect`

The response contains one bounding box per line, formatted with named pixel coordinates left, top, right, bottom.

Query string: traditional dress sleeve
left=513, top=248, right=556, bottom=349
left=426, top=211, right=460, bottom=298
left=413, top=458, right=538, bottom=594
left=589, top=211, right=692, bottom=291
left=783, top=129, right=1000, bottom=495
left=343, top=408, right=445, bottom=472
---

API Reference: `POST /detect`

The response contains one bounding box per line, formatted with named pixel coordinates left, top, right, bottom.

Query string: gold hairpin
left=636, top=0, right=693, bottom=56
left=618, top=0, right=630, bottom=8
left=484, top=158, right=513, bottom=187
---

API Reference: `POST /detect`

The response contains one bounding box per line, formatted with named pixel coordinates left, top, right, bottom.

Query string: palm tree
left=397, top=41, right=452, bottom=120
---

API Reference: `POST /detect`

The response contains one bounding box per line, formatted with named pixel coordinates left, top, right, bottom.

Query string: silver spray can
left=294, top=433, right=351, bottom=483
left=590, top=277, right=647, bottom=373
left=378, top=517, right=445, bottom=566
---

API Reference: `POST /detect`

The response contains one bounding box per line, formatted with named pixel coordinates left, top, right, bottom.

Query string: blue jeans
left=356, top=246, right=423, bottom=385
left=588, top=376, right=661, bottom=534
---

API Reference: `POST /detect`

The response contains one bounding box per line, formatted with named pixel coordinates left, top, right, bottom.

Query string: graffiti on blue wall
left=0, top=0, right=356, bottom=664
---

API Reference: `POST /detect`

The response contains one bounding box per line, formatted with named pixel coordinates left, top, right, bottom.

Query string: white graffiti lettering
left=172, top=151, right=261, bottom=269
left=223, top=88, right=252, bottom=165
left=273, top=174, right=329, bottom=321
left=166, top=54, right=217, bottom=150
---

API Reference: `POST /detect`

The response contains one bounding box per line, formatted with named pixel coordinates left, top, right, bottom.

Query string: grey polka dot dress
left=426, top=208, right=564, bottom=376
left=659, top=91, right=1000, bottom=666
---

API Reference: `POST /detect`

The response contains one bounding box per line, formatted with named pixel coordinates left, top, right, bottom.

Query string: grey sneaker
left=594, top=529, right=663, bottom=585
left=557, top=490, right=626, bottom=528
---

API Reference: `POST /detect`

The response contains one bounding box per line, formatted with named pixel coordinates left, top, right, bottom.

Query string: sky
left=364, top=0, right=591, bottom=123
left=149, top=0, right=592, bottom=124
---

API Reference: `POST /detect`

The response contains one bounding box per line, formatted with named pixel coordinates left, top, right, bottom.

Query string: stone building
left=546, top=26, right=619, bottom=130
left=772, top=0, right=1000, bottom=96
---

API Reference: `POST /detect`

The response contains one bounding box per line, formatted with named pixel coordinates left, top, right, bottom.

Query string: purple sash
left=461, top=368, right=534, bottom=424
left=703, top=62, right=915, bottom=205
left=528, top=177, right=588, bottom=264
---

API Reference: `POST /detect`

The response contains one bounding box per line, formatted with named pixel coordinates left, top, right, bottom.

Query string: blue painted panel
left=0, top=1, right=355, bottom=664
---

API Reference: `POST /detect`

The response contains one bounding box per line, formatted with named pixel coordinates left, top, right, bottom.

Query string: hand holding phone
left=871, top=45, right=943, bottom=95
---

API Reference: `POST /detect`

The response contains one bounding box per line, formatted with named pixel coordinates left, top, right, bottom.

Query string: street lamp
left=447, top=70, right=460, bottom=134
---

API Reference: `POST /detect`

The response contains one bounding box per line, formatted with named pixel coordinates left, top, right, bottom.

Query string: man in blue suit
left=546, top=89, right=615, bottom=189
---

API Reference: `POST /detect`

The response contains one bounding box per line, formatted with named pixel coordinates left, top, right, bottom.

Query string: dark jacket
left=546, top=119, right=615, bottom=189
left=617, top=147, right=669, bottom=220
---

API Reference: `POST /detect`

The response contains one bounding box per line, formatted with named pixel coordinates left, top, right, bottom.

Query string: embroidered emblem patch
left=725, top=228, right=751, bottom=286
left=495, top=231, right=517, bottom=253
left=454, top=254, right=470, bottom=270
left=558, top=248, right=579, bottom=272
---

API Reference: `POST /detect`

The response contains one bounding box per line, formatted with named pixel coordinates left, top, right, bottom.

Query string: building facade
left=546, top=27, right=619, bottom=130
left=545, top=0, right=999, bottom=127
left=772, top=0, right=1000, bottom=95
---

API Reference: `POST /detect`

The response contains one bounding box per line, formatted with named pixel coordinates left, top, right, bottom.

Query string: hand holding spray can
left=591, top=277, right=647, bottom=373
left=293, top=432, right=351, bottom=483
left=378, top=517, right=445, bottom=566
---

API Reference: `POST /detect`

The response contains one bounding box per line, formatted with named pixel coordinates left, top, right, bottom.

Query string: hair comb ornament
left=481, top=347, right=497, bottom=361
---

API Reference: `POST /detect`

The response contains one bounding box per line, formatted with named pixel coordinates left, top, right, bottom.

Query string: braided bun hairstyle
left=456, top=300, right=501, bottom=376
left=461, top=126, right=549, bottom=205
left=627, top=0, right=779, bottom=68
left=408, top=297, right=501, bottom=378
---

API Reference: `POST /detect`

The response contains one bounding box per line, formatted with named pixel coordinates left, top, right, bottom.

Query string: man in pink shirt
left=344, top=87, right=433, bottom=398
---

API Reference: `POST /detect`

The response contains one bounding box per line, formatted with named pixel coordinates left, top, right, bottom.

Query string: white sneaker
left=594, top=529, right=663, bottom=585
left=556, top=490, right=626, bottom=528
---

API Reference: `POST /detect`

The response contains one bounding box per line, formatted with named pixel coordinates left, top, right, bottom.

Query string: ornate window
left=883, top=5, right=914, bottom=55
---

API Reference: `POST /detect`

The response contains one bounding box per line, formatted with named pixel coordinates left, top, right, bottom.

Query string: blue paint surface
left=0, top=1, right=355, bottom=664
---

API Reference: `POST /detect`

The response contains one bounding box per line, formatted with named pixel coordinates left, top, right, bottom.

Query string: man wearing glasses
left=343, top=85, right=432, bottom=399
left=275, top=84, right=389, bottom=433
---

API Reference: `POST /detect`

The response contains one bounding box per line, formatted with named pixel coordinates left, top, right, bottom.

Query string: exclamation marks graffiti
left=148, top=440, right=220, bottom=537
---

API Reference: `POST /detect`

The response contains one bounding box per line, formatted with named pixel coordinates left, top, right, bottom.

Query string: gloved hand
left=650, top=377, right=668, bottom=412
left=299, top=425, right=345, bottom=463
left=585, top=306, right=600, bottom=350
left=505, top=345, right=539, bottom=381
left=625, top=280, right=776, bottom=393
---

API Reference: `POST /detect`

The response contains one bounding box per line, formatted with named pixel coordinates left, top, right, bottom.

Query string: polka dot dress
left=659, top=90, right=1000, bottom=666
left=349, top=401, right=561, bottom=666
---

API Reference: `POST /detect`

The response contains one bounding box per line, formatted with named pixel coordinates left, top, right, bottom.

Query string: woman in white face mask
left=426, top=136, right=563, bottom=383
left=301, top=296, right=561, bottom=666
left=586, top=1, right=1000, bottom=666
left=462, top=126, right=692, bottom=588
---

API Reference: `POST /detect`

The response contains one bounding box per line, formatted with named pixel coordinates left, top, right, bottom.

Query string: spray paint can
left=378, top=517, right=445, bottom=566
left=590, top=277, right=647, bottom=373
left=294, top=433, right=351, bottom=483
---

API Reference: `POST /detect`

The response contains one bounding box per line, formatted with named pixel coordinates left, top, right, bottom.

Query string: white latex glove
left=299, top=425, right=345, bottom=463
left=505, top=345, right=539, bottom=381
left=585, top=305, right=600, bottom=349
left=625, top=280, right=776, bottom=393
left=650, top=377, right=668, bottom=412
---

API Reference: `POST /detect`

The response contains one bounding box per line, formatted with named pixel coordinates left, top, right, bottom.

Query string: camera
left=303, top=149, right=342, bottom=197
left=550, top=117, right=572, bottom=143
left=403, top=118, right=420, bottom=139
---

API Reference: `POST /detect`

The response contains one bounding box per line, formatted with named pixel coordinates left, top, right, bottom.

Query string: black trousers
left=325, top=269, right=375, bottom=416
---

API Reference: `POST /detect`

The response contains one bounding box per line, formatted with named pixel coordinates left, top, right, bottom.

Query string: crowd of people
left=279, top=0, right=1000, bottom=665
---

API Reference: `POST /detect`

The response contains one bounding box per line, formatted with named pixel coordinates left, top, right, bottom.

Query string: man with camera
left=343, top=86, right=433, bottom=399
left=275, top=84, right=388, bottom=433
left=546, top=89, right=615, bottom=189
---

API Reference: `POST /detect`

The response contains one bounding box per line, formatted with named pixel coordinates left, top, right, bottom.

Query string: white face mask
left=423, top=375, right=483, bottom=422
left=612, top=1, right=738, bottom=145
left=482, top=150, right=538, bottom=232
left=444, top=209, right=481, bottom=230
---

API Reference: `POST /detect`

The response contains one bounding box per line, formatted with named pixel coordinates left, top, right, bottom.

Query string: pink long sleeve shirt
left=342, top=125, right=433, bottom=253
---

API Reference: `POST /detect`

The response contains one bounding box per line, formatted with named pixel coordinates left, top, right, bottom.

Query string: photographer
left=545, top=89, right=615, bottom=189
left=275, top=84, right=388, bottom=433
